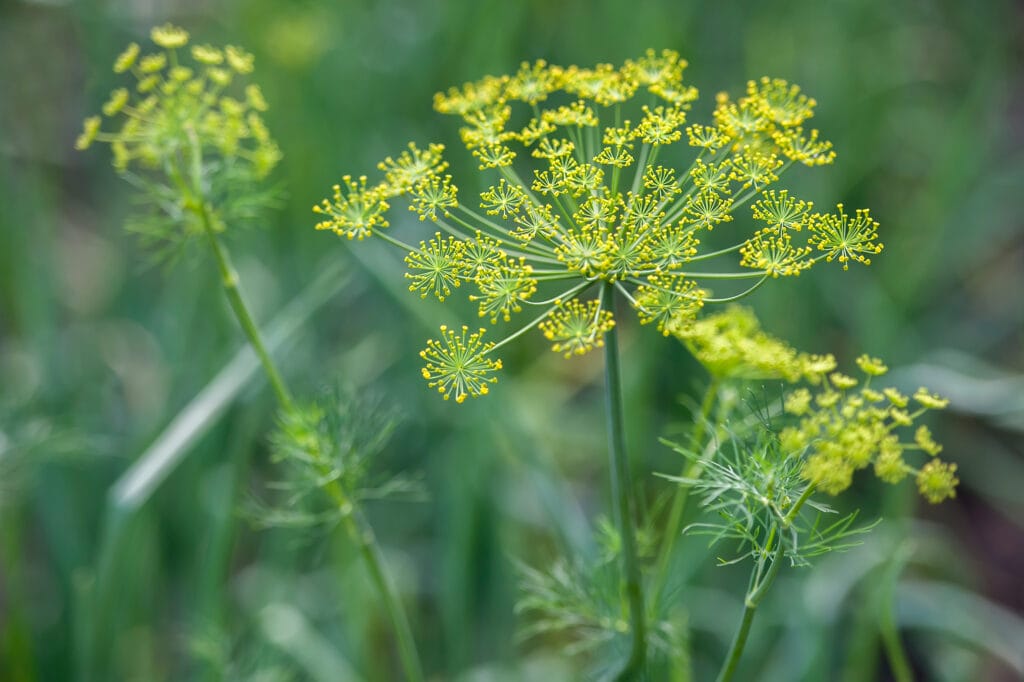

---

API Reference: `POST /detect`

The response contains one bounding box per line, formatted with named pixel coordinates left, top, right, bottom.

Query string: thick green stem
left=327, top=483, right=425, bottom=682
left=716, top=536, right=785, bottom=682
left=601, top=281, right=647, bottom=679
left=650, top=379, right=718, bottom=605
left=197, top=207, right=294, bottom=410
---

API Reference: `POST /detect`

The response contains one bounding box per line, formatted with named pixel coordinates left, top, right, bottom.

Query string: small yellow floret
left=151, top=23, right=189, bottom=49
left=856, top=354, right=888, bottom=376
left=784, top=388, right=812, bottom=416
left=75, top=116, right=101, bottom=150
left=914, top=425, right=942, bottom=456
left=874, top=437, right=908, bottom=484
left=829, top=373, right=858, bottom=390
left=225, top=45, right=255, bottom=74
left=191, top=45, right=223, bottom=65
left=113, top=43, right=140, bottom=73
left=916, top=460, right=958, bottom=504
left=883, top=388, right=908, bottom=408
left=913, top=388, right=949, bottom=410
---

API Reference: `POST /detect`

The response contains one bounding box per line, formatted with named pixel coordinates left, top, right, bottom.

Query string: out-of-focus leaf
left=259, top=603, right=364, bottom=682
left=897, top=579, right=1024, bottom=676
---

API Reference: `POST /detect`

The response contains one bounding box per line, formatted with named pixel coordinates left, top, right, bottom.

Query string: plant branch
left=716, top=534, right=786, bottom=682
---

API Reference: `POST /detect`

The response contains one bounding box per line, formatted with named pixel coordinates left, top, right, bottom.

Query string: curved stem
left=488, top=281, right=593, bottom=353
left=684, top=242, right=743, bottom=263
left=879, top=592, right=913, bottom=682
left=601, top=281, right=647, bottom=679
left=716, top=536, right=785, bottom=682
left=703, top=276, right=769, bottom=303
left=783, top=484, right=815, bottom=527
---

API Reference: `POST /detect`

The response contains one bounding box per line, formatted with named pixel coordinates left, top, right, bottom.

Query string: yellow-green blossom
left=420, top=326, right=502, bottom=403
left=539, top=298, right=616, bottom=358
left=315, top=53, right=882, bottom=402
left=776, top=353, right=955, bottom=503
left=77, top=25, right=281, bottom=253
left=916, top=460, right=959, bottom=504
left=675, top=305, right=827, bottom=382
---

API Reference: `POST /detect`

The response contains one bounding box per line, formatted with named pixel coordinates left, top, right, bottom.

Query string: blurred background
left=1, top=0, right=1022, bottom=679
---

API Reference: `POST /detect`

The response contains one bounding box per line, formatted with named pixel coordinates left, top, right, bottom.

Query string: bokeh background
left=1, top=0, right=1022, bottom=679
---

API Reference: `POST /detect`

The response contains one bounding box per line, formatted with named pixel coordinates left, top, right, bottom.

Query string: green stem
left=183, top=126, right=424, bottom=678
left=192, top=194, right=422, bottom=680
left=783, top=485, right=815, bottom=527
left=649, top=378, right=719, bottom=606
left=879, top=597, right=913, bottom=682
left=716, top=535, right=785, bottom=682
left=328, top=483, right=425, bottom=682
left=196, top=205, right=294, bottom=411
left=878, top=548, right=914, bottom=682
left=1, top=511, right=34, bottom=682
left=601, top=281, right=647, bottom=680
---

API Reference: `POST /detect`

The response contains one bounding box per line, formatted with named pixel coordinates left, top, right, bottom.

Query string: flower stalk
left=716, top=534, right=785, bottom=682
left=601, top=281, right=647, bottom=678
left=192, top=180, right=424, bottom=682
left=326, top=481, right=425, bottom=682
left=195, top=201, right=294, bottom=410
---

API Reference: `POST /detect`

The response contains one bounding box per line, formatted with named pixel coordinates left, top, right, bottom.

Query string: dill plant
left=78, top=25, right=424, bottom=681
left=655, top=310, right=955, bottom=680
left=315, top=51, right=956, bottom=679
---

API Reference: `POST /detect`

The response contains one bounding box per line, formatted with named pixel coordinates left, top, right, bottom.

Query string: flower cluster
left=77, top=25, right=281, bottom=250
left=673, top=305, right=834, bottom=382
left=780, top=356, right=956, bottom=503
left=315, top=52, right=882, bottom=402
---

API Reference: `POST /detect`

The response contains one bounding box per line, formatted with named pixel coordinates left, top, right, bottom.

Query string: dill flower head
left=316, top=51, right=883, bottom=402
left=419, top=325, right=503, bottom=403
left=777, top=354, right=956, bottom=503
left=77, top=25, right=281, bottom=258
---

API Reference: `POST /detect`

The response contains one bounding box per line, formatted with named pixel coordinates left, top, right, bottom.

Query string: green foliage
left=662, top=425, right=877, bottom=569
left=252, top=388, right=423, bottom=533
left=516, top=519, right=682, bottom=677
